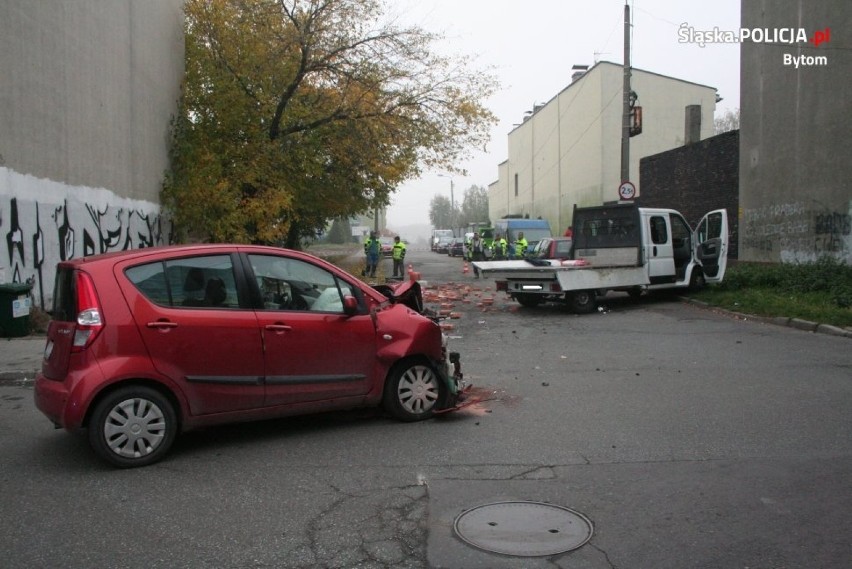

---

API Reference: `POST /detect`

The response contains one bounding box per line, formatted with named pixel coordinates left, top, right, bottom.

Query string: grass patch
left=691, top=257, right=852, bottom=328
left=303, top=243, right=361, bottom=270
left=304, top=243, right=389, bottom=284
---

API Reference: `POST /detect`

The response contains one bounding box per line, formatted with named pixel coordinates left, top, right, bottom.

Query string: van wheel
left=515, top=293, right=542, bottom=308
left=383, top=360, right=443, bottom=422
left=570, top=290, right=596, bottom=314
left=88, top=386, right=177, bottom=468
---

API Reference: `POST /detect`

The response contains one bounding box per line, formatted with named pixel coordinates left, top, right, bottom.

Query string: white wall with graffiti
left=741, top=200, right=852, bottom=264
left=740, top=1, right=852, bottom=264
left=1, top=167, right=171, bottom=310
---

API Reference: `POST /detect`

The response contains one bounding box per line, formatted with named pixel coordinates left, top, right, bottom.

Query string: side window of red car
left=126, top=255, right=238, bottom=308
left=249, top=254, right=352, bottom=313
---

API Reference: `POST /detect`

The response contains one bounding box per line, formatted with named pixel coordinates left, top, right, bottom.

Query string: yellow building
left=489, top=61, right=717, bottom=235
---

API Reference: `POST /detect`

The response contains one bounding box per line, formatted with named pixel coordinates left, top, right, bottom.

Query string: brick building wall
left=638, top=130, right=739, bottom=259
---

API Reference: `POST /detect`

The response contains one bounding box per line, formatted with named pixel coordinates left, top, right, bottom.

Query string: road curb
left=0, top=371, right=38, bottom=386
left=682, top=297, right=852, bottom=339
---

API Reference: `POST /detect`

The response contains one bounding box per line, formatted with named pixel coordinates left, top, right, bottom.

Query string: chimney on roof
left=571, top=64, right=589, bottom=83
left=684, top=105, right=702, bottom=145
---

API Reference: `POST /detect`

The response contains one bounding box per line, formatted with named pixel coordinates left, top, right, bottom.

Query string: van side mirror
left=342, top=295, right=359, bottom=316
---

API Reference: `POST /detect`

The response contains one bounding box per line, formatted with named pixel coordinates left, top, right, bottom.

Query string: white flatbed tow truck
left=474, top=203, right=729, bottom=313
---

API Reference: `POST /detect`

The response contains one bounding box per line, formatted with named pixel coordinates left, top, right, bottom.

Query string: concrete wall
left=0, top=1, right=184, bottom=305
left=739, top=0, right=852, bottom=263
left=490, top=61, right=717, bottom=236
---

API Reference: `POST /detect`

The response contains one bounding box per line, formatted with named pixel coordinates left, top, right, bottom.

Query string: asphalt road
left=2, top=248, right=850, bottom=568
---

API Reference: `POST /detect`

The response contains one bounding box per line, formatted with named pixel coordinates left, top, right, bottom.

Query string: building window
left=514, top=174, right=519, bottom=197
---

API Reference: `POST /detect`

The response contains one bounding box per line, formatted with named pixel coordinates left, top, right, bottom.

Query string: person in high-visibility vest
left=467, top=232, right=485, bottom=278
left=363, top=231, right=381, bottom=278
left=493, top=233, right=508, bottom=260
left=513, top=232, right=528, bottom=259
left=391, top=236, right=407, bottom=278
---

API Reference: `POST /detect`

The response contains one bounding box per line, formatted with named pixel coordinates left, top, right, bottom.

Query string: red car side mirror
left=342, top=295, right=359, bottom=316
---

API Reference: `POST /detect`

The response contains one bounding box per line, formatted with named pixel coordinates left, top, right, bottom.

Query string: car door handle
left=265, top=324, right=293, bottom=333
left=147, top=321, right=178, bottom=330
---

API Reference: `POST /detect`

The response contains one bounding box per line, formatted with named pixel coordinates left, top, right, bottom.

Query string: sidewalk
left=0, top=335, right=47, bottom=384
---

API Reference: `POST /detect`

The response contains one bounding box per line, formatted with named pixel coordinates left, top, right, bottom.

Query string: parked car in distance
left=431, top=229, right=454, bottom=251
left=435, top=236, right=453, bottom=254
left=34, top=244, right=466, bottom=468
left=531, top=237, right=573, bottom=260
left=379, top=237, right=394, bottom=257
left=447, top=237, right=465, bottom=257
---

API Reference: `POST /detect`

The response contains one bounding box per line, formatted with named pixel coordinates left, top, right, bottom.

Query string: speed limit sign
left=618, top=181, right=636, bottom=200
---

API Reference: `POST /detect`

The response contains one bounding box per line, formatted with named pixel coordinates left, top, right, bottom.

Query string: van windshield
left=513, top=228, right=551, bottom=242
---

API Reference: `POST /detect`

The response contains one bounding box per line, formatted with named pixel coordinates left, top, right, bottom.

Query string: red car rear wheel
left=88, top=386, right=177, bottom=468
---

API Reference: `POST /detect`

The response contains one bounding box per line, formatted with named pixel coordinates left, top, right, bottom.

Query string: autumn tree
left=163, top=0, right=497, bottom=247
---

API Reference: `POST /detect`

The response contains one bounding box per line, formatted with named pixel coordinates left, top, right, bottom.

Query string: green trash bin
left=0, top=282, right=33, bottom=338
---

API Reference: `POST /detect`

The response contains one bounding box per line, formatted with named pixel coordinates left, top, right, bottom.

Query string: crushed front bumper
left=435, top=351, right=474, bottom=413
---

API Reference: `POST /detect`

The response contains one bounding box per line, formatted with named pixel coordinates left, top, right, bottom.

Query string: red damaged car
left=34, top=244, right=465, bottom=468
left=530, top=237, right=573, bottom=260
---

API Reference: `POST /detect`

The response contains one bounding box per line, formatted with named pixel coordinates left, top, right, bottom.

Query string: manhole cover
left=453, top=501, right=593, bottom=557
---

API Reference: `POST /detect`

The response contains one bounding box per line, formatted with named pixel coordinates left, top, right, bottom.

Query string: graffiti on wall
left=742, top=200, right=851, bottom=263
left=814, top=211, right=851, bottom=255
left=1, top=168, right=172, bottom=308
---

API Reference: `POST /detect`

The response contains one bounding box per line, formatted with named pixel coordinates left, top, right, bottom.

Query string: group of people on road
left=467, top=231, right=528, bottom=278
left=364, top=230, right=529, bottom=281
left=363, top=231, right=407, bottom=279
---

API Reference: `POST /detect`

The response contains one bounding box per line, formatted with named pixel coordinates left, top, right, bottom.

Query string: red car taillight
left=72, top=272, right=104, bottom=353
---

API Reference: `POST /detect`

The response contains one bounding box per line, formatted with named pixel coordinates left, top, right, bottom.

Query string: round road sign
left=618, top=181, right=636, bottom=200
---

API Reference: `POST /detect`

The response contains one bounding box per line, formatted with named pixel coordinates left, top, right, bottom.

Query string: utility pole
left=450, top=178, right=455, bottom=234
left=620, top=1, right=631, bottom=184
left=438, top=174, right=455, bottom=234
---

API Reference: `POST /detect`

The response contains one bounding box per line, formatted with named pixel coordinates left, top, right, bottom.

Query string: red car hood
left=372, top=280, right=425, bottom=314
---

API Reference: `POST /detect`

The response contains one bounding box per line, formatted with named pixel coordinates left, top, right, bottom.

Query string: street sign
left=618, top=181, right=636, bottom=200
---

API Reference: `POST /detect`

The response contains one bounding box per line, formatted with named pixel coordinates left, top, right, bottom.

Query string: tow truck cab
left=571, top=203, right=728, bottom=287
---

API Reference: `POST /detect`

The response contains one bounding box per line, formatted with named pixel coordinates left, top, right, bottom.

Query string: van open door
left=694, top=209, right=729, bottom=283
